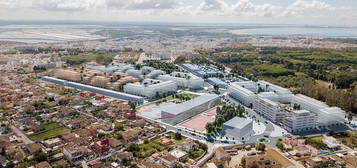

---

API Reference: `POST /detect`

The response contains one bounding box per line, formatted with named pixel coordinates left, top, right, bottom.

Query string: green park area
left=155, top=93, right=199, bottom=104
left=62, top=51, right=116, bottom=65
left=29, top=123, right=71, bottom=141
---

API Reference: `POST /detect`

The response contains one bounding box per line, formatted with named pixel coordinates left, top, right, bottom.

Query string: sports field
left=178, top=107, right=217, bottom=133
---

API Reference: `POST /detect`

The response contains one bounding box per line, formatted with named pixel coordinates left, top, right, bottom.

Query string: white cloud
left=0, top=0, right=21, bottom=8
left=126, top=0, right=180, bottom=10
left=232, top=0, right=277, bottom=17
left=283, top=0, right=336, bottom=17
left=197, top=0, right=231, bottom=14
left=37, top=0, right=105, bottom=11
left=0, top=0, right=355, bottom=25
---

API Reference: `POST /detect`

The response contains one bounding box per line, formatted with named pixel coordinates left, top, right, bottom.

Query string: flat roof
left=42, top=76, right=144, bottom=99
left=162, top=94, right=219, bottom=115
left=224, top=117, right=252, bottom=128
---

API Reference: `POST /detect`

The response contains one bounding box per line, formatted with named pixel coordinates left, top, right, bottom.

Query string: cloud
left=126, top=0, right=180, bottom=10
left=232, top=0, right=277, bottom=17
left=37, top=0, right=105, bottom=11
left=0, top=0, right=20, bottom=8
left=283, top=0, right=336, bottom=17
left=197, top=0, right=231, bottom=14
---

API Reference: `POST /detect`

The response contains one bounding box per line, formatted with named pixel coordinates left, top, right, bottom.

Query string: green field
left=29, top=127, right=71, bottom=141
left=62, top=51, right=116, bottom=65
left=140, top=93, right=200, bottom=108
left=136, top=138, right=169, bottom=158
left=44, top=122, right=61, bottom=130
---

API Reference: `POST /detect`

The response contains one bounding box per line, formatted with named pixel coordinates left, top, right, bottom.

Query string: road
left=11, top=125, right=34, bottom=144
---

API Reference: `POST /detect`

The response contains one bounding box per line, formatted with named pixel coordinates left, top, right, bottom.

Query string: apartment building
left=228, top=82, right=256, bottom=106
left=253, top=97, right=285, bottom=124
left=157, top=71, right=204, bottom=90
left=284, top=110, right=318, bottom=133
left=123, top=79, right=177, bottom=98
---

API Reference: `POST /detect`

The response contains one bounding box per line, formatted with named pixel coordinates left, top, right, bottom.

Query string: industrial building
left=221, top=117, right=253, bottom=141
left=157, top=72, right=204, bottom=90
left=41, top=76, right=144, bottom=104
left=123, top=79, right=177, bottom=98
left=161, top=94, right=220, bottom=125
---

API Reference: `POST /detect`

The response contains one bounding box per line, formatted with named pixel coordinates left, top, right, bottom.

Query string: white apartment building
left=258, top=80, right=293, bottom=103
left=123, top=79, right=177, bottom=98
left=233, top=81, right=257, bottom=92
left=291, top=94, right=328, bottom=113
left=257, top=92, right=280, bottom=102
left=228, top=82, right=256, bottom=106
left=157, top=72, right=204, bottom=90
left=146, top=70, right=165, bottom=79
left=318, top=107, right=346, bottom=126
left=284, top=110, right=318, bottom=133
left=291, top=94, right=345, bottom=126
left=126, top=69, right=143, bottom=79
left=253, top=97, right=285, bottom=123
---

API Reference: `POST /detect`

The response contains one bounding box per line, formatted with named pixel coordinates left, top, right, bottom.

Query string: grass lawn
left=305, top=136, right=328, bottom=150
left=188, top=148, right=205, bottom=160
left=29, top=127, right=71, bottom=141
left=62, top=51, right=116, bottom=65
left=139, top=93, right=200, bottom=109
left=158, top=93, right=199, bottom=104
left=167, top=132, right=186, bottom=145
left=137, top=138, right=169, bottom=158
left=334, top=131, right=357, bottom=149
left=44, top=122, right=61, bottom=130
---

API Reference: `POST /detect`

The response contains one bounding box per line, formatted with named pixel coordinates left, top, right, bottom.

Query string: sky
left=1, top=0, right=357, bottom=26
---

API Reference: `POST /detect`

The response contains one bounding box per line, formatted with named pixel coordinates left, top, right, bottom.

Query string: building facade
left=228, top=82, right=256, bottom=106
left=161, top=94, right=220, bottom=125
left=284, top=110, right=318, bottom=133
left=123, top=79, right=177, bottom=98
left=222, top=117, right=253, bottom=141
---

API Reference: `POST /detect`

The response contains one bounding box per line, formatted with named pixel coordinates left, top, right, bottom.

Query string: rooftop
left=162, top=94, right=219, bottom=115
left=224, top=117, right=252, bottom=129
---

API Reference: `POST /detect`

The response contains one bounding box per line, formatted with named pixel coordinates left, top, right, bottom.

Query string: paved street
left=11, top=125, right=34, bottom=144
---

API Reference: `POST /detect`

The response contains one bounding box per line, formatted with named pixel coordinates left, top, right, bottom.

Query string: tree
left=34, top=151, right=48, bottom=162
left=127, top=143, right=140, bottom=152
left=114, top=123, right=124, bottom=131
left=213, top=84, right=219, bottom=92
left=255, top=143, right=266, bottom=151
left=174, top=132, right=182, bottom=140
left=129, top=102, right=136, bottom=112
left=276, top=140, right=285, bottom=151
left=174, top=56, right=186, bottom=64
